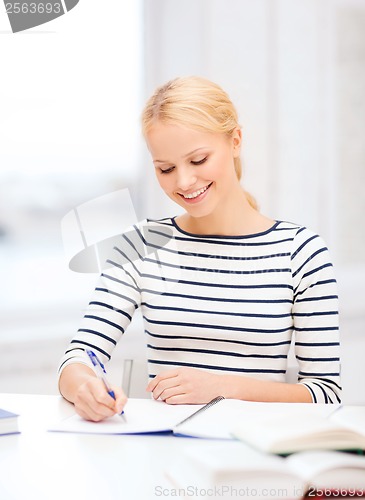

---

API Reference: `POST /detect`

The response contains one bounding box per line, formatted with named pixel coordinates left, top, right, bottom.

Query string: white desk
left=0, top=393, right=247, bottom=500
left=2, top=394, right=364, bottom=500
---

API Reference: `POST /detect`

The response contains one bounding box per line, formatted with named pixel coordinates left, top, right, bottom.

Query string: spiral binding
left=175, top=396, right=225, bottom=427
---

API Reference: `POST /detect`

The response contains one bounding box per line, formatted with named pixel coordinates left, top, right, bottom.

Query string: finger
left=75, top=398, right=115, bottom=422
left=89, top=380, right=117, bottom=410
left=146, top=374, right=162, bottom=392
left=113, top=386, right=128, bottom=414
left=76, top=380, right=117, bottom=419
left=146, top=370, right=179, bottom=392
left=164, top=393, right=192, bottom=405
left=157, top=385, right=186, bottom=402
left=152, top=375, right=180, bottom=400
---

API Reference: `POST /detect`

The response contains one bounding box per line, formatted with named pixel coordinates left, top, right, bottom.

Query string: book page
left=286, top=450, right=365, bottom=491
left=48, top=398, right=203, bottom=435
left=167, top=441, right=305, bottom=499
left=175, top=399, right=339, bottom=439
left=331, top=406, right=365, bottom=435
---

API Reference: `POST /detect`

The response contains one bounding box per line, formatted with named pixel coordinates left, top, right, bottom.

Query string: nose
left=176, top=166, right=197, bottom=192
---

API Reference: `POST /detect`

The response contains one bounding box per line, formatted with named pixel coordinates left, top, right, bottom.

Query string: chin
left=186, top=206, right=214, bottom=219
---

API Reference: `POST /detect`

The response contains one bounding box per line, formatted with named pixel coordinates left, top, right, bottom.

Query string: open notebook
left=232, top=405, right=365, bottom=454
left=49, top=397, right=218, bottom=435
left=166, top=442, right=365, bottom=499
left=49, top=397, right=339, bottom=439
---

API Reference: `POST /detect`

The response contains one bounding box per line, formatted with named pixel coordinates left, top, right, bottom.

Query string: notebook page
left=49, top=398, right=204, bottom=435
left=174, top=399, right=340, bottom=439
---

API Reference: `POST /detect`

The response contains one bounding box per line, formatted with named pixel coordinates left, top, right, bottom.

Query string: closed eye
left=191, top=156, right=207, bottom=166
left=160, top=166, right=175, bottom=174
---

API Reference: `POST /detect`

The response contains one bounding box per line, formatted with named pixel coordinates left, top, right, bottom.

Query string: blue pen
left=86, top=349, right=126, bottom=420
left=86, top=349, right=115, bottom=398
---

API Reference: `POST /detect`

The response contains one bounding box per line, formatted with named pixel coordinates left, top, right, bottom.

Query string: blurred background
left=0, top=0, right=364, bottom=403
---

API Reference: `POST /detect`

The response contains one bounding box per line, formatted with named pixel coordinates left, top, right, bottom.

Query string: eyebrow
left=153, top=147, right=208, bottom=164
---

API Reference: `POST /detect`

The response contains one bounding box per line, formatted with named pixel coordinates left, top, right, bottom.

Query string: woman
left=58, top=76, right=341, bottom=421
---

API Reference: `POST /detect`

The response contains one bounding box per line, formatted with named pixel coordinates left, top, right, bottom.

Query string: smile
left=179, top=183, right=212, bottom=200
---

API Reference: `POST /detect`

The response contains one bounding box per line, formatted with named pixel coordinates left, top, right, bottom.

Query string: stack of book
left=0, top=408, right=19, bottom=436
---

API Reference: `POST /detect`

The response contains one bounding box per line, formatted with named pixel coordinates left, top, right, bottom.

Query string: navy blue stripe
left=166, top=251, right=291, bottom=262
left=95, top=288, right=138, bottom=308
left=170, top=236, right=294, bottom=247
left=69, top=340, right=111, bottom=360
left=295, top=280, right=337, bottom=299
left=108, top=248, right=137, bottom=267
left=315, top=377, right=342, bottom=391
left=298, top=371, right=340, bottom=377
left=295, top=226, right=306, bottom=236
left=295, top=341, right=340, bottom=347
left=295, top=327, right=338, bottom=332
left=142, top=288, right=293, bottom=304
left=123, top=267, right=140, bottom=290
left=146, top=344, right=287, bottom=359
left=170, top=219, right=283, bottom=239
left=312, top=382, right=329, bottom=403
left=302, top=263, right=333, bottom=281
left=295, top=294, right=338, bottom=303
left=302, top=383, right=317, bottom=403
left=292, top=247, right=327, bottom=278
left=148, top=358, right=286, bottom=374
left=141, top=257, right=292, bottom=276
left=296, top=356, right=340, bottom=362
left=140, top=274, right=294, bottom=290
left=276, top=225, right=300, bottom=232
left=142, top=302, right=292, bottom=320
left=293, top=311, right=338, bottom=317
left=105, top=258, right=139, bottom=290
left=145, top=330, right=291, bottom=348
left=64, top=347, right=84, bottom=355
left=293, top=264, right=334, bottom=296
left=58, top=355, right=80, bottom=372
left=144, top=316, right=292, bottom=335
left=76, top=329, right=117, bottom=345
left=148, top=218, right=298, bottom=234
left=84, top=315, right=125, bottom=334
left=291, top=234, right=318, bottom=260
left=298, top=376, right=342, bottom=394
left=321, top=382, right=342, bottom=403
left=121, top=232, right=145, bottom=260
left=89, top=301, right=132, bottom=322
left=101, top=273, right=139, bottom=293
left=146, top=218, right=171, bottom=224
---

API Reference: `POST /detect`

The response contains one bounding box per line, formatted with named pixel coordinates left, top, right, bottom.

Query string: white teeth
left=182, top=185, right=209, bottom=199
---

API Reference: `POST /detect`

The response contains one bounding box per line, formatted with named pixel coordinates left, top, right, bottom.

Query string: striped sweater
left=59, top=218, right=341, bottom=404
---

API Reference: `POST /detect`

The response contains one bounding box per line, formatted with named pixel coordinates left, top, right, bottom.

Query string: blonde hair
left=142, top=76, right=258, bottom=210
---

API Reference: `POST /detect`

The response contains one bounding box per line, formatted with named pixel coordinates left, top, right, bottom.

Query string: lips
left=178, top=182, right=213, bottom=202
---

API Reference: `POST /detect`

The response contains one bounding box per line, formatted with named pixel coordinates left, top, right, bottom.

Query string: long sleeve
left=58, top=226, right=144, bottom=375
left=291, top=227, right=342, bottom=403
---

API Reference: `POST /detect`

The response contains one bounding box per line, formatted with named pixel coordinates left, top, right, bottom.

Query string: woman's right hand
left=73, top=377, right=127, bottom=421
left=59, top=363, right=127, bottom=422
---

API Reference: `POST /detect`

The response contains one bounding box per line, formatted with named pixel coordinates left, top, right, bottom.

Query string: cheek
left=156, top=174, right=173, bottom=193
left=208, top=156, right=228, bottom=179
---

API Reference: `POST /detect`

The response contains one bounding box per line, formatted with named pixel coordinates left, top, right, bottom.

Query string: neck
left=177, top=187, right=273, bottom=236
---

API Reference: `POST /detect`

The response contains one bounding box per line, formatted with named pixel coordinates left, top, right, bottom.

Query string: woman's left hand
left=146, top=367, right=224, bottom=404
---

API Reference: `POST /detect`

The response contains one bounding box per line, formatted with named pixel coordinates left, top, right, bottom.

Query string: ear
left=231, top=127, right=242, bottom=157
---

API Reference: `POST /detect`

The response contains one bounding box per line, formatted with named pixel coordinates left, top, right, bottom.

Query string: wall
left=141, top=0, right=365, bottom=404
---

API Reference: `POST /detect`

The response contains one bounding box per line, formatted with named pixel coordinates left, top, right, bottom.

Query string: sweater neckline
left=170, top=217, right=282, bottom=240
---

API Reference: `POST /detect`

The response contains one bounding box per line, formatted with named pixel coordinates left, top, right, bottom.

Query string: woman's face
left=146, top=122, right=242, bottom=218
